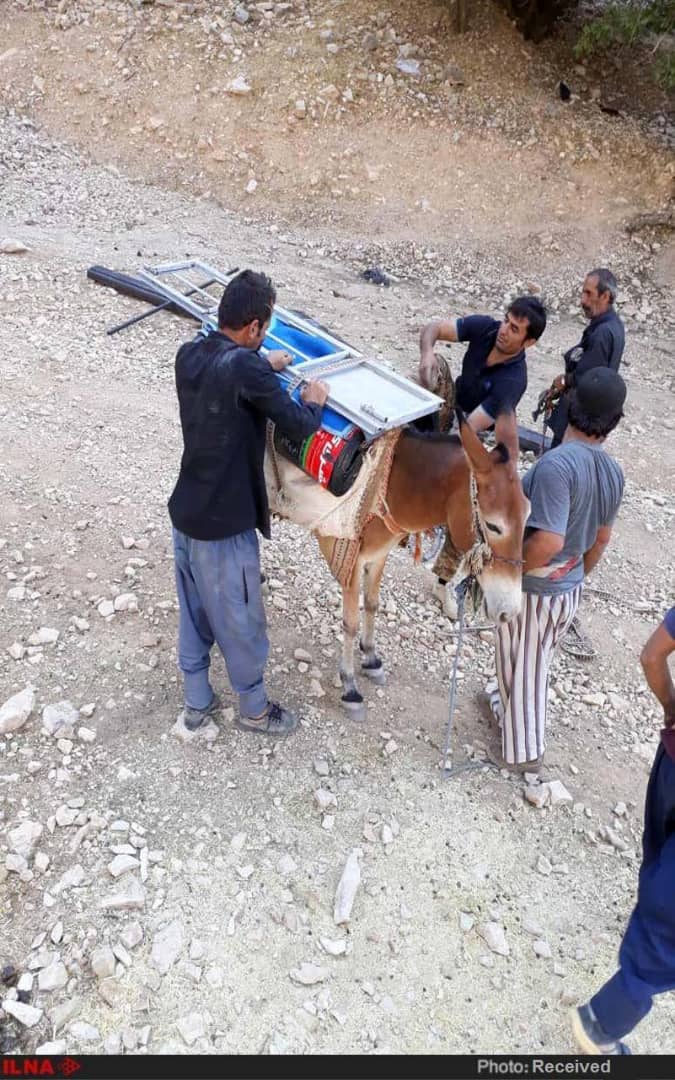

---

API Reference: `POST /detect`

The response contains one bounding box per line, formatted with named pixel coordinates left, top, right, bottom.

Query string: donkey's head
left=457, top=410, right=529, bottom=622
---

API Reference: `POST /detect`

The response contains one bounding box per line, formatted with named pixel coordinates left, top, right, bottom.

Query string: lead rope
left=441, top=576, right=491, bottom=779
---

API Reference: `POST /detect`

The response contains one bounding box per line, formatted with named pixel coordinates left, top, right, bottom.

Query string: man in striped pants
left=486, top=368, right=627, bottom=770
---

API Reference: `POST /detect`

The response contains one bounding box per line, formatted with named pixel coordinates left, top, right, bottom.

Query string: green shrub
left=575, top=1, right=675, bottom=91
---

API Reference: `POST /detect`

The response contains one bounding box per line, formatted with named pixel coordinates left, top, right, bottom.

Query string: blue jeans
left=173, top=528, right=269, bottom=718
left=592, top=744, right=675, bottom=1038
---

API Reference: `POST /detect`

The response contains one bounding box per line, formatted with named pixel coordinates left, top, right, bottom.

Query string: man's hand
left=552, top=374, right=566, bottom=393
left=267, top=350, right=293, bottom=372
left=301, top=379, right=330, bottom=408
left=419, top=350, right=439, bottom=391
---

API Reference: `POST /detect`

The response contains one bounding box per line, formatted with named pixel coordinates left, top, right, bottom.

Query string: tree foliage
left=575, top=1, right=675, bottom=91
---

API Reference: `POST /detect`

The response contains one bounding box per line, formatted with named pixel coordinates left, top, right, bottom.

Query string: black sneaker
left=183, top=693, right=222, bottom=732
left=236, top=701, right=298, bottom=737
left=571, top=1003, right=632, bottom=1055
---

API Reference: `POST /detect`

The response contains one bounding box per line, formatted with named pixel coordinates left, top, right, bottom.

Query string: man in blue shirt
left=419, top=295, right=547, bottom=432
left=547, top=268, right=625, bottom=447
left=572, top=607, right=675, bottom=1055
left=418, top=297, right=547, bottom=612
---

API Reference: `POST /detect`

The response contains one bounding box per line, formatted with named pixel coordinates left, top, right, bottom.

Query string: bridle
left=462, top=472, right=524, bottom=578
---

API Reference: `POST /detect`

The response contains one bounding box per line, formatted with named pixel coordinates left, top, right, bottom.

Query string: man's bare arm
left=522, top=529, right=564, bottom=575
left=419, top=318, right=459, bottom=389
left=465, top=405, right=494, bottom=433
left=641, top=623, right=675, bottom=725
left=583, top=524, right=612, bottom=575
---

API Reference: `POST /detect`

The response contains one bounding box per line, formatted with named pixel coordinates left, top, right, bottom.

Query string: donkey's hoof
left=341, top=690, right=366, bottom=721
left=361, top=661, right=385, bottom=685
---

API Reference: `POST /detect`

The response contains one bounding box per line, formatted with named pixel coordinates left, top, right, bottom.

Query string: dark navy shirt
left=454, top=316, right=527, bottom=420
left=549, top=308, right=625, bottom=442
left=168, top=331, right=321, bottom=541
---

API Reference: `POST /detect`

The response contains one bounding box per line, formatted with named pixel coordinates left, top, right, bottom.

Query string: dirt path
left=1, top=0, right=674, bottom=1059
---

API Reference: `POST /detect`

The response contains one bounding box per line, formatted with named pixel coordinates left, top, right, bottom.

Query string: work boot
left=182, top=692, right=222, bottom=732
left=236, top=701, right=298, bottom=737
left=571, top=1004, right=631, bottom=1055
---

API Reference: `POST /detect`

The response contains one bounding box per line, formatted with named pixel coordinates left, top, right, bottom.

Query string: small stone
left=176, top=1011, right=208, bottom=1047
left=49, top=998, right=81, bottom=1033
left=294, top=647, right=312, bottom=662
left=290, top=962, right=329, bottom=985
left=120, top=922, right=143, bottom=950
left=69, top=1021, right=100, bottom=1044
left=525, top=784, right=551, bottom=810
left=151, top=919, right=185, bottom=975
left=0, top=237, right=30, bottom=254
left=334, top=848, right=362, bottom=925
left=533, top=939, right=553, bottom=959
left=36, top=1041, right=67, bottom=1055
left=38, top=961, right=68, bottom=992
left=79, top=703, right=96, bottom=718
left=536, top=854, right=552, bottom=876
left=42, top=701, right=78, bottom=737
left=445, top=62, right=465, bottom=85
left=29, top=627, right=59, bottom=646
left=205, top=965, right=224, bottom=989
left=99, top=876, right=146, bottom=911
left=113, top=593, right=138, bottom=613
left=3, top=999, right=43, bottom=1027
left=320, top=937, right=347, bottom=956
left=479, top=922, right=509, bottom=957
left=77, top=727, right=96, bottom=743
left=459, top=912, right=474, bottom=932
left=226, top=76, right=252, bottom=96
left=245, top=178, right=258, bottom=195
left=97, top=600, right=115, bottom=618
left=8, top=820, right=43, bottom=861
left=396, top=57, right=420, bottom=77
left=8, top=642, right=26, bottom=660
left=233, top=5, right=250, bottom=24
left=0, top=686, right=35, bottom=734
left=314, top=788, right=337, bottom=811
left=313, top=758, right=330, bottom=777
left=613, top=802, right=627, bottom=817
left=362, top=31, right=378, bottom=51
left=91, top=946, right=116, bottom=981
left=582, top=692, right=606, bottom=707
left=108, top=854, right=140, bottom=878
left=548, top=780, right=573, bottom=806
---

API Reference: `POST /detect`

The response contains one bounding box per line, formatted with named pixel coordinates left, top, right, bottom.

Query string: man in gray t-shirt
left=486, top=368, right=626, bottom=770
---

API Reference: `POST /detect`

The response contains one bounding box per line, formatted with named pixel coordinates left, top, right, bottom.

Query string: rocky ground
left=1, top=0, right=674, bottom=1060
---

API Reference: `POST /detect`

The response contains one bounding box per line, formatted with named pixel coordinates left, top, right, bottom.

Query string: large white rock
left=0, top=237, right=30, bottom=254
left=8, top=819, right=43, bottom=860
left=0, top=686, right=35, bottom=734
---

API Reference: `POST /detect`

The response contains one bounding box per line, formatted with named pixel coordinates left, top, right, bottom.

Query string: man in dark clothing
left=419, top=295, right=547, bottom=432
left=547, top=268, right=625, bottom=447
left=572, top=607, right=675, bottom=1055
left=168, top=270, right=329, bottom=737
left=418, top=297, right=547, bottom=614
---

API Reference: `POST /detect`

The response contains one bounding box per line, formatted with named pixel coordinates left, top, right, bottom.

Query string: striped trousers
left=488, top=586, right=582, bottom=765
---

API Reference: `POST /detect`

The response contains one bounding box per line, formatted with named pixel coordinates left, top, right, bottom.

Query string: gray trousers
left=173, top=527, right=269, bottom=718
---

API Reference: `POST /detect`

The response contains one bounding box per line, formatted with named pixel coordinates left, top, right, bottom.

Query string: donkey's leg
left=360, top=555, right=387, bottom=684
left=338, top=558, right=366, bottom=718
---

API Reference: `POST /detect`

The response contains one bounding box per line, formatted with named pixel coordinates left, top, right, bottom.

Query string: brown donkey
left=317, top=411, right=530, bottom=718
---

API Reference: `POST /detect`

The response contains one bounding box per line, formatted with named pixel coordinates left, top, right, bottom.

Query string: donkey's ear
left=494, top=410, right=520, bottom=462
left=457, top=412, right=492, bottom=474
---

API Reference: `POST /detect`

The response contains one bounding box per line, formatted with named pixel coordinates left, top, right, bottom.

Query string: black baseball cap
left=575, top=367, right=627, bottom=418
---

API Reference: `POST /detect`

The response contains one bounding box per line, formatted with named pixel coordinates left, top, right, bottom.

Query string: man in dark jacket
left=168, top=270, right=329, bottom=736
left=547, top=268, right=625, bottom=447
